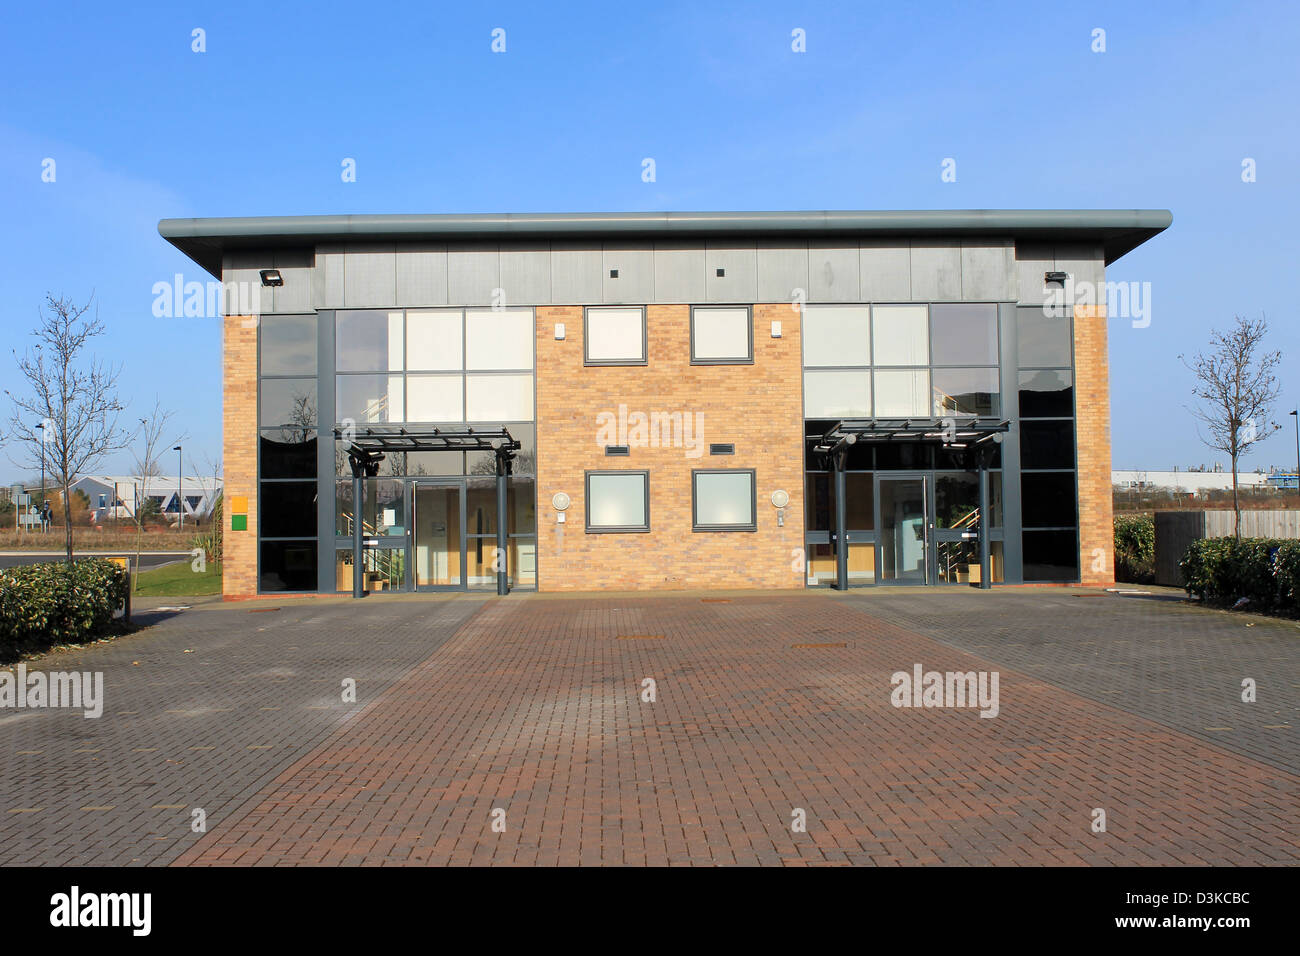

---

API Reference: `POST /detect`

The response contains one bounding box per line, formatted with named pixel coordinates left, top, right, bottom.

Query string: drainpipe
left=496, top=449, right=510, bottom=596
left=978, top=448, right=991, bottom=590
left=352, top=469, right=364, bottom=599
left=833, top=437, right=853, bottom=591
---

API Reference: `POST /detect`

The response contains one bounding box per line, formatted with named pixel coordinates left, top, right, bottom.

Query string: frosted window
left=872, top=305, right=929, bottom=366
left=803, top=305, right=870, bottom=367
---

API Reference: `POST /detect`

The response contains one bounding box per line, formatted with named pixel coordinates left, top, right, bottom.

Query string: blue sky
left=1, top=0, right=1297, bottom=479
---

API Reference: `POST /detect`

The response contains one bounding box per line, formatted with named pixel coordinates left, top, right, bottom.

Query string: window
left=803, top=305, right=870, bottom=367
left=466, top=373, right=533, bottom=421
left=260, top=541, right=318, bottom=592
left=585, top=471, right=650, bottom=532
left=1019, top=369, right=1073, bottom=417
left=466, top=309, right=534, bottom=370
left=1020, top=473, right=1077, bottom=527
left=875, top=369, right=930, bottom=417
left=260, top=378, right=317, bottom=429
left=335, top=308, right=535, bottom=427
left=692, top=469, right=756, bottom=531
left=1022, top=529, right=1079, bottom=582
left=406, top=310, right=462, bottom=371
left=260, top=482, right=318, bottom=538
left=1017, top=306, right=1073, bottom=367
left=805, top=370, right=871, bottom=418
left=260, top=431, right=317, bottom=479
left=691, top=306, right=752, bottom=364
left=871, top=305, right=928, bottom=365
left=1020, top=420, right=1076, bottom=469
left=930, top=304, right=998, bottom=366
left=336, top=310, right=404, bottom=372
left=933, top=367, right=1000, bottom=416
left=585, top=307, right=646, bottom=365
left=260, top=315, right=317, bottom=375
left=406, top=374, right=463, bottom=423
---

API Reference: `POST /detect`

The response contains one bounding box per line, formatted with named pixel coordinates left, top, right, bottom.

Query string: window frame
left=690, top=305, right=754, bottom=365
left=691, top=468, right=758, bottom=533
left=583, top=306, right=647, bottom=366
left=584, top=469, right=651, bottom=533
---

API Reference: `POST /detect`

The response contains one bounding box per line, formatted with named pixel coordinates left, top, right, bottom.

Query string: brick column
left=223, top=315, right=258, bottom=597
left=1074, top=304, right=1114, bottom=586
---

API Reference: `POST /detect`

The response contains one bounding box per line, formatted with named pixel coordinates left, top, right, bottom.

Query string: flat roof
left=158, top=209, right=1172, bottom=277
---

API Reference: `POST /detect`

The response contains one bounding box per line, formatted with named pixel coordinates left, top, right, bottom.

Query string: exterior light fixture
left=1044, top=271, right=1069, bottom=285
left=552, top=491, right=571, bottom=525
left=771, top=320, right=782, bottom=338
left=555, top=322, right=566, bottom=340
left=259, top=269, right=283, bottom=287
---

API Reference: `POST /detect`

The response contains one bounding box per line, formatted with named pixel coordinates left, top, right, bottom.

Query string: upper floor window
left=585, top=307, right=646, bottom=365
left=691, top=306, right=752, bottom=364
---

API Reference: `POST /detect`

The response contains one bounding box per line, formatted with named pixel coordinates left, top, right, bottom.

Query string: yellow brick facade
left=222, top=314, right=258, bottom=597
left=1074, top=304, right=1114, bottom=586
left=534, top=304, right=806, bottom=591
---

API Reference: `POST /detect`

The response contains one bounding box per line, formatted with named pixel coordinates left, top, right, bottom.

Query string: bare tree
left=1181, top=314, right=1282, bottom=536
left=5, top=294, right=131, bottom=561
left=130, top=397, right=185, bottom=588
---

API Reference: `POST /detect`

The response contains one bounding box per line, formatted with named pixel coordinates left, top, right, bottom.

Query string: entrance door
left=412, top=480, right=465, bottom=590
left=877, top=475, right=929, bottom=584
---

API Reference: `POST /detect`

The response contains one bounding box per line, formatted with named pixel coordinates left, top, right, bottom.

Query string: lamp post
left=173, top=444, right=183, bottom=530
left=34, top=422, right=45, bottom=533
left=1290, top=411, right=1299, bottom=496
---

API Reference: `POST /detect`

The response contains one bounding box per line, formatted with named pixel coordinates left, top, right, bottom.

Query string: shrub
left=1179, top=536, right=1300, bottom=613
left=0, top=558, right=128, bottom=661
left=1113, top=513, right=1155, bottom=584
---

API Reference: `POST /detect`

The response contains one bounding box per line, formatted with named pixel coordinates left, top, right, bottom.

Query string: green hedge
left=0, top=558, right=129, bottom=660
left=1179, top=537, right=1300, bottom=612
left=1114, top=514, right=1155, bottom=584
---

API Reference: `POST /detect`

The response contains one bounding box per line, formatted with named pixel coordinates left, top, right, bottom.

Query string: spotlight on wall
left=771, top=489, right=790, bottom=527
left=1044, top=271, right=1069, bottom=285
left=259, top=269, right=283, bottom=287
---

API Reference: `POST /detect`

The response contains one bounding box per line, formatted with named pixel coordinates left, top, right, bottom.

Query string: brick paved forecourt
left=2, top=590, right=1296, bottom=866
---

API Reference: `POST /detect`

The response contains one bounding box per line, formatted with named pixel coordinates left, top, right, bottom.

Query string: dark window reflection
left=1020, top=420, right=1076, bottom=469
left=260, top=481, right=318, bottom=537
left=260, top=540, right=318, bottom=592
left=1020, top=472, right=1077, bottom=527
left=930, top=304, right=998, bottom=365
left=1022, top=529, right=1079, bottom=582
left=1019, top=369, right=1074, bottom=417
left=260, top=431, right=317, bottom=479
left=260, top=379, right=318, bottom=429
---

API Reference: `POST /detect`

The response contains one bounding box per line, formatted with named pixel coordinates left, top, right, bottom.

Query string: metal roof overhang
left=159, top=209, right=1173, bottom=277
left=814, top=417, right=1010, bottom=454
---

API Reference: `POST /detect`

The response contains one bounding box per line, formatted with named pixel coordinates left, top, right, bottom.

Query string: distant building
left=1112, top=470, right=1269, bottom=493
left=70, top=476, right=222, bottom=521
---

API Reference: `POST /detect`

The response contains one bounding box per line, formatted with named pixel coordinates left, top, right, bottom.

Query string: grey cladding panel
left=910, top=242, right=961, bottom=300
left=654, top=243, right=706, bottom=304
left=602, top=246, right=654, bottom=304
left=395, top=245, right=449, bottom=306
left=550, top=243, right=602, bottom=304
left=809, top=242, right=860, bottom=302
left=960, top=241, right=1016, bottom=301
left=271, top=249, right=313, bottom=313
left=343, top=245, right=398, bottom=308
left=859, top=241, right=911, bottom=301
left=756, top=242, right=809, bottom=303
left=447, top=244, right=500, bottom=306
left=1015, top=242, right=1055, bottom=306
left=705, top=242, right=757, bottom=303
left=500, top=244, right=552, bottom=306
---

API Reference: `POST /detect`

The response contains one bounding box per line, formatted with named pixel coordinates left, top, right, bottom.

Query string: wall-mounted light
left=1044, top=271, right=1069, bottom=285
left=552, top=491, right=570, bottom=524
left=260, top=269, right=283, bottom=287
left=771, top=489, right=790, bottom=527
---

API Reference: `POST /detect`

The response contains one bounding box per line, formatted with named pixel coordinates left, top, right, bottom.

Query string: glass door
left=877, top=475, right=930, bottom=584
left=412, top=480, right=465, bottom=590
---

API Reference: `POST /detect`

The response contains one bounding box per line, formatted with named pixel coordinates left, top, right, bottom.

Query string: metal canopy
left=815, top=417, right=1010, bottom=453
left=333, top=426, right=519, bottom=477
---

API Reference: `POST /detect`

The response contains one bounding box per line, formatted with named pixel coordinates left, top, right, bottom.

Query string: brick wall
left=534, top=304, right=806, bottom=591
left=1074, top=304, right=1114, bottom=586
left=223, top=315, right=258, bottom=597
